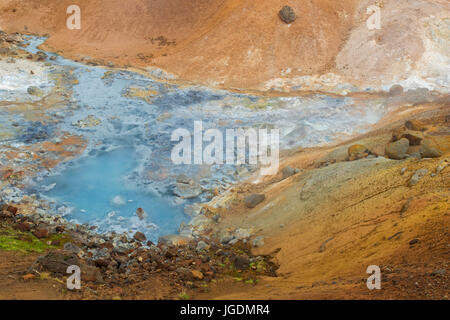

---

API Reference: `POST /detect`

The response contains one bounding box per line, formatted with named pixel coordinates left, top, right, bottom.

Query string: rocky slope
left=200, top=102, right=449, bottom=299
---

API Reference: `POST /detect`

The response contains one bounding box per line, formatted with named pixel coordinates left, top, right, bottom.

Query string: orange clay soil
left=0, top=0, right=359, bottom=90
left=196, top=102, right=450, bottom=299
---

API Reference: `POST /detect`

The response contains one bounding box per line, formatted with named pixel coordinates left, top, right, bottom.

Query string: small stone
left=409, top=239, right=419, bottom=245
left=173, top=182, right=202, bottom=199
left=22, top=274, right=35, bottom=280
left=33, top=229, right=49, bottom=239
left=136, top=208, right=145, bottom=220
left=436, top=159, right=449, bottom=173
left=281, top=166, right=297, bottom=179
left=233, top=256, right=250, bottom=270
left=158, top=234, right=191, bottom=246
left=234, top=228, right=252, bottom=240
left=196, top=241, right=209, bottom=252
left=279, top=6, right=296, bottom=24
left=252, top=236, right=265, bottom=248
left=133, top=231, right=146, bottom=242
left=245, top=194, right=265, bottom=208
left=191, top=270, right=204, bottom=280
left=14, top=222, right=31, bottom=232
left=389, top=84, right=404, bottom=96
left=409, top=169, right=428, bottom=186
left=6, top=205, right=18, bottom=215
left=218, top=232, right=234, bottom=244
left=27, top=86, right=43, bottom=96
left=431, top=269, right=446, bottom=276
left=385, top=138, right=409, bottom=160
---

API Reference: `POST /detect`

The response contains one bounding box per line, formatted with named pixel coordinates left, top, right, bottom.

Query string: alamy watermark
left=171, top=121, right=279, bottom=176
left=67, top=265, right=81, bottom=290
left=366, top=5, right=381, bottom=30
left=66, top=5, right=81, bottom=30
left=366, top=265, right=381, bottom=290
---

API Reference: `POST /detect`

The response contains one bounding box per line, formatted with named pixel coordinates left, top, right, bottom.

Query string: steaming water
left=10, top=36, right=391, bottom=241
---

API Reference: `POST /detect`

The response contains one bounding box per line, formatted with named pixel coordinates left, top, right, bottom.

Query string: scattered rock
left=409, top=239, right=419, bottom=245
left=401, top=131, right=424, bottom=146
left=233, top=256, right=250, bottom=270
left=82, top=265, right=104, bottom=283
left=158, top=234, right=191, bottom=246
left=217, top=231, right=234, bottom=244
left=29, top=251, right=80, bottom=275
left=252, top=236, right=265, bottom=248
left=6, top=205, right=18, bottom=215
left=385, top=138, right=409, bottom=160
left=72, top=115, right=101, bottom=128
left=234, top=228, right=252, bottom=241
left=22, top=274, right=35, bottom=280
left=348, top=144, right=370, bottom=161
left=245, top=194, right=265, bottom=208
left=196, top=241, right=209, bottom=252
left=173, top=182, right=202, bottom=199
left=33, top=228, right=49, bottom=239
left=279, top=6, right=296, bottom=24
left=191, top=270, right=204, bottom=280
left=27, top=86, right=44, bottom=96
left=436, top=159, right=449, bottom=173
left=409, top=169, right=428, bottom=187
left=136, top=208, right=146, bottom=220
left=281, top=166, right=298, bottom=179
left=133, top=231, right=146, bottom=242
left=89, top=248, right=111, bottom=268
left=420, top=139, right=443, bottom=158
left=389, top=84, right=404, bottom=96
left=14, top=222, right=31, bottom=232
left=63, top=242, right=81, bottom=254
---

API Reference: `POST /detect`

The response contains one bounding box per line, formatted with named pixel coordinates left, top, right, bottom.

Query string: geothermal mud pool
left=1, top=36, right=396, bottom=242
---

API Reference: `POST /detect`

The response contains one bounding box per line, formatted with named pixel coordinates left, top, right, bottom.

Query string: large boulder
left=348, top=144, right=370, bottom=161
left=29, top=250, right=104, bottom=283
left=385, top=138, right=409, bottom=160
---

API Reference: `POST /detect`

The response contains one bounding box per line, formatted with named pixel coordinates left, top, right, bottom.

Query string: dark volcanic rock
left=233, top=256, right=250, bottom=270
left=245, top=194, right=265, bottom=208
left=14, top=222, right=31, bottom=232
left=279, top=6, right=296, bottom=24
left=33, top=228, right=49, bottom=239
left=133, top=231, right=147, bottom=242
left=282, top=166, right=298, bottom=179
left=30, top=251, right=80, bottom=275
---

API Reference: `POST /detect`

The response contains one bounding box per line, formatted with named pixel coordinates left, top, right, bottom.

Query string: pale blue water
left=42, top=148, right=186, bottom=242
left=14, top=36, right=391, bottom=241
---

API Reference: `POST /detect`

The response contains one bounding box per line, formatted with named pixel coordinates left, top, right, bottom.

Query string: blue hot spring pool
left=41, top=147, right=187, bottom=243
